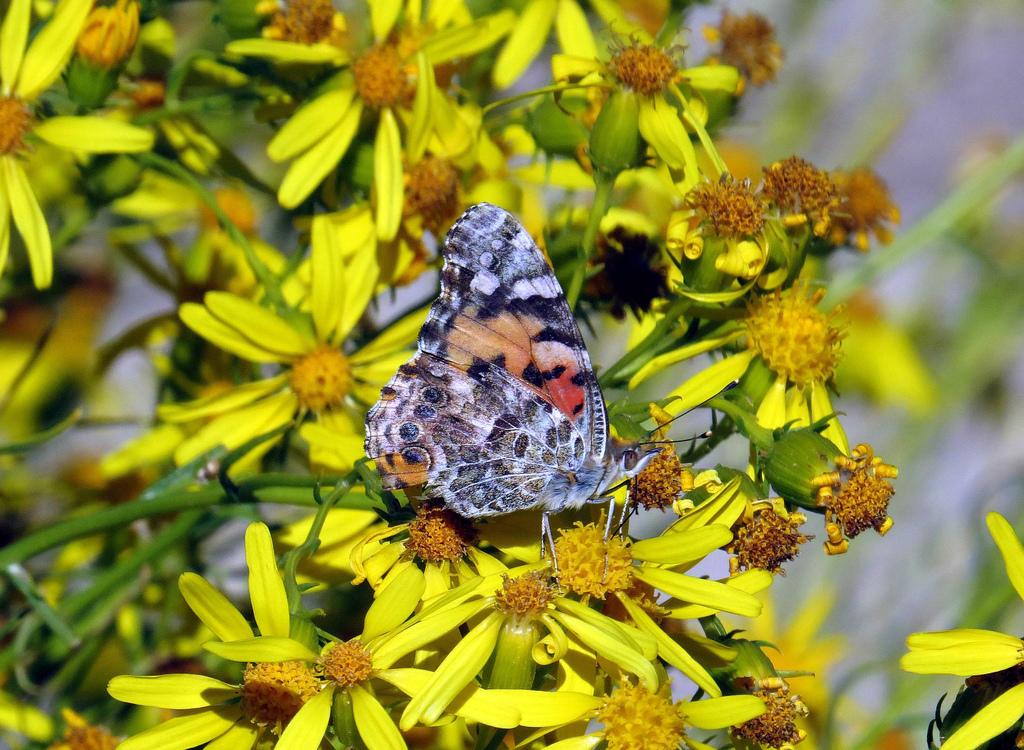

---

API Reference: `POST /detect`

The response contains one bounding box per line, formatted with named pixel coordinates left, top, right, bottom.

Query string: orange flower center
left=322, top=640, right=374, bottom=687
left=732, top=686, right=806, bottom=748
left=240, top=660, right=319, bottom=729
left=48, top=709, right=119, bottom=750
left=687, top=177, right=767, bottom=237
left=353, top=44, right=413, bottom=109
left=494, top=570, right=556, bottom=618
left=405, top=504, right=477, bottom=563
left=609, top=43, right=678, bottom=96
left=817, top=443, right=897, bottom=554
left=289, top=345, right=352, bottom=411
left=631, top=446, right=683, bottom=511
left=554, top=519, right=633, bottom=598
left=405, top=156, right=462, bottom=235
left=728, top=501, right=810, bottom=574
left=597, top=681, right=685, bottom=750
left=0, top=97, right=31, bottom=155
left=716, top=11, right=784, bottom=86
left=264, top=0, right=345, bottom=45
left=761, top=155, right=840, bottom=236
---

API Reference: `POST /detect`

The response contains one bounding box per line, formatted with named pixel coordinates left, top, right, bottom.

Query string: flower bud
left=526, top=97, right=588, bottom=158
left=764, top=428, right=842, bottom=509
left=83, top=154, right=144, bottom=203
left=217, top=0, right=263, bottom=38
left=69, top=0, right=140, bottom=108
left=588, top=90, right=644, bottom=176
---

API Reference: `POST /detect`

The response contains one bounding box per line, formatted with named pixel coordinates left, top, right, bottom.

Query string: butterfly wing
left=364, top=203, right=609, bottom=516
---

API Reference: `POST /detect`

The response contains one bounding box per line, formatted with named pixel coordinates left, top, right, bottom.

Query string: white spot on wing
left=470, top=269, right=500, bottom=295
left=512, top=277, right=559, bottom=298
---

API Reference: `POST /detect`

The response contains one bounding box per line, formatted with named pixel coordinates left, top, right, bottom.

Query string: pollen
left=761, top=156, right=840, bottom=236
left=631, top=446, right=683, bottom=511
left=817, top=443, right=897, bottom=555
left=716, top=11, right=784, bottom=87
left=405, top=156, right=462, bottom=235
left=494, top=570, right=556, bottom=617
left=48, top=709, right=119, bottom=750
left=0, top=97, right=31, bottom=156
left=687, top=177, right=767, bottom=237
left=289, top=345, right=352, bottom=411
left=597, top=681, right=685, bottom=750
left=354, top=44, right=414, bottom=109
left=745, top=284, right=845, bottom=386
left=829, top=168, right=901, bottom=251
left=554, top=519, right=633, bottom=599
left=732, top=686, right=807, bottom=749
left=264, top=0, right=345, bottom=46
left=322, top=640, right=374, bottom=687
left=405, top=503, right=477, bottom=563
left=240, top=660, right=320, bottom=729
left=609, top=43, right=678, bottom=97
left=728, top=500, right=811, bottom=575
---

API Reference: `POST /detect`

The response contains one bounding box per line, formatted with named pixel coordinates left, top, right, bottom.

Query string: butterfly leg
left=541, top=511, right=560, bottom=577
left=601, top=496, right=616, bottom=582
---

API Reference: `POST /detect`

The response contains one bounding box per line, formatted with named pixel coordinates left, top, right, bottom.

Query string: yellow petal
left=33, top=117, right=154, bottom=153
left=0, top=179, right=10, bottom=277
left=370, top=0, right=402, bottom=41
left=492, top=0, right=557, bottom=89
left=350, top=307, right=427, bottom=365
left=363, top=564, right=425, bottom=641
left=337, top=238, right=380, bottom=340
left=901, top=630, right=1024, bottom=676
left=988, top=513, right=1024, bottom=602
left=14, top=0, right=91, bottom=100
left=554, top=0, right=596, bottom=58
left=421, top=10, right=515, bottom=65
left=158, top=375, right=288, bottom=423
left=205, top=292, right=314, bottom=359
left=683, top=65, right=740, bottom=93
left=663, top=350, right=755, bottom=417
left=756, top=375, right=788, bottom=429
left=630, top=525, right=733, bottom=566
left=245, top=522, right=291, bottom=638
left=943, top=682, right=1024, bottom=750
left=225, top=39, right=348, bottom=65
left=0, top=0, right=30, bottom=90
left=617, top=595, right=720, bottom=697
left=399, top=611, right=504, bottom=729
left=179, top=303, right=285, bottom=363
left=276, top=685, right=334, bottom=750
left=406, top=53, right=434, bottom=163
left=373, top=108, right=402, bottom=241
left=268, top=88, right=352, bottom=163
left=551, top=53, right=603, bottom=81
left=278, top=99, right=362, bottom=209
left=544, top=738, right=602, bottom=750
left=376, top=668, right=522, bottom=729
left=684, top=694, right=765, bottom=729
left=351, top=684, right=405, bottom=750
left=117, top=707, right=239, bottom=750
left=205, top=636, right=318, bottom=663
left=549, top=611, right=658, bottom=691
left=0, top=690, right=52, bottom=742
left=637, top=97, right=698, bottom=184
left=174, top=392, right=296, bottom=465
left=809, top=379, right=849, bottom=454
left=203, top=720, right=259, bottom=750
left=634, top=566, right=761, bottom=618
left=178, top=572, right=253, bottom=642
left=371, top=599, right=490, bottom=669
left=482, top=688, right=600, bottom=727
left=2, top=157, right=51, bottom=288
left=107, top=674, right=237, bottom=709
left=310, top=213, right=346, bottom=343
left=664, top=569, right=773, bottom=620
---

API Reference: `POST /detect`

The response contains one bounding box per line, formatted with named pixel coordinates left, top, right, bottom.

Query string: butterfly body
left=365, top=203, right=655, bottom=518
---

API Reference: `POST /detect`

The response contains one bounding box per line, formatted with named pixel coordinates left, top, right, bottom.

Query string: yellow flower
left=158, top=215, right=423, bottom=469
left=705, top=10, right=784, bottom=87
left=0, top=0, right=154, bottom=288
left=108, top=522, right=323, bottom=748
left=228, top=0, right=513, bottom=236
left=0, top=691, right=53, bottom=744
left=901, top=513, right=1024, bottom=750
left=554, top=33, right=740, bottom=192
left=829, top=167, right=901, bottom=251
left=548, top=679, right=765, bottom=750
left=75, top=0, right=139, bottom=69
left=46, top=709, right=118, bottom=750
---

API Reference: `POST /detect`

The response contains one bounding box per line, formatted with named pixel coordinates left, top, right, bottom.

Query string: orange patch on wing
left=377, top=451, right=429, bottom=488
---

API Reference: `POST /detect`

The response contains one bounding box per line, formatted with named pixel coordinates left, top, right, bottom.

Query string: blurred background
left=2, top=0, right=1022, bottom=747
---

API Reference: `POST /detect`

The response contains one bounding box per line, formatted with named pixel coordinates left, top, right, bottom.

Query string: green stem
left=568, top=171, right=614, bottom=310
left=138, top=152, right=287, bottom=309
left=825, top=133, right=1024, bottom=305
left=482, top=82, right=613, bottom=116
left=0, top=476, right=375, bottom=568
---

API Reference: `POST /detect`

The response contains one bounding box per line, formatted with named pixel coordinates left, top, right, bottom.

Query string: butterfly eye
left=621, top=449, right=638, bottom=472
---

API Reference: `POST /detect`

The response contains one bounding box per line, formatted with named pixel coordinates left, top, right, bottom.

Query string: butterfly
left=365, top=203, right=659, bottom=546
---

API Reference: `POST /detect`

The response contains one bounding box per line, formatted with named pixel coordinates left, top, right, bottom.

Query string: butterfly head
left=611, top=439, right=661, bottom=481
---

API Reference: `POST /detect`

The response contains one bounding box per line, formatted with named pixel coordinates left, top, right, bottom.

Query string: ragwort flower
left=0, top=0, right=153, bottom=288
left=159, top=215, right=422, bottom=469
left=108, top=523, right=323, bottom=748
left=901, top=513, right=1024, bottom=750
left=829, top=167, right=901, bottom=251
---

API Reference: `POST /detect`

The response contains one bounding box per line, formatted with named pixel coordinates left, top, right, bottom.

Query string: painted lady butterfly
left=365, top=203, right=658, bottom=530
